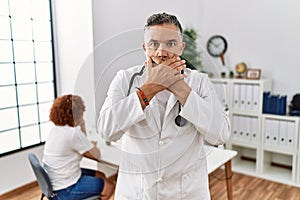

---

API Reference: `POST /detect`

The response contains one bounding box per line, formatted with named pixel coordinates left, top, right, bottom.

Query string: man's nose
left=156, top=46, right=168, bottom=58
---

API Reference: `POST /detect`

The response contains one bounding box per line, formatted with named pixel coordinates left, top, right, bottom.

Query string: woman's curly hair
left=49, top=94, right=86, bottom=127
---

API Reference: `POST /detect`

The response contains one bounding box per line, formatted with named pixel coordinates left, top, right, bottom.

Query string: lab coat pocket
left=180, top=163, right=209, bottom=200
left=118, top=171, right=143, bottom=200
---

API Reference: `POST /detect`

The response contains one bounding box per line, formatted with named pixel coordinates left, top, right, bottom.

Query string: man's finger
left=151, top=57, right=160, bottom=66
left=146, top=56, right=153, bottom=71
left=146, top=56, right=153, bottom=65
left=163, top=57, right=180, bottom=66
left=170, top=59, right=186, bottom=69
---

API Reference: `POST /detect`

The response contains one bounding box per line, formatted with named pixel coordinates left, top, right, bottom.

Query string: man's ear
left=142, top=44, right=146, bottom=52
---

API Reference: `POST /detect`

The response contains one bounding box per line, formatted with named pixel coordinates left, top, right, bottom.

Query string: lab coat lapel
left=164, top=93, right=178, bottom=120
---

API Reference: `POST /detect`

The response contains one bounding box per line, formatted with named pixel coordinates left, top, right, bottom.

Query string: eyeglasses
left=146, top=39, right=181, bottom=50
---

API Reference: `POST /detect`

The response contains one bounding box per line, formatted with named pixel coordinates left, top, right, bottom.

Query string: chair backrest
left=28, top=153, right=55, bottom=198
left=28, top=153, right=101, bottom=200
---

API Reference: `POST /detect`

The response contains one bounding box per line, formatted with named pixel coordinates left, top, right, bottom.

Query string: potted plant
left=182, top=28, right=203, bottom=71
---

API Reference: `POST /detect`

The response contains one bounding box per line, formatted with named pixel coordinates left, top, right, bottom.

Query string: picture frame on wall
left=246, top=68, right=261, bottom=80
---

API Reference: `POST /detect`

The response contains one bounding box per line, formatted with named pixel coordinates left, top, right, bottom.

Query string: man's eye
left=149, top=42, right=159, bottom=47
left=166, top=41, right=176, bottom=48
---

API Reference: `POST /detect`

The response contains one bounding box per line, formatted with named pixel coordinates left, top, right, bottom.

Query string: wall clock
left=206, top=35, right=228, bottom=66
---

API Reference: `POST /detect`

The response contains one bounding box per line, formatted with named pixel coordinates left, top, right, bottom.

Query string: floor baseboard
left=0, top=181, right=38, bottom=199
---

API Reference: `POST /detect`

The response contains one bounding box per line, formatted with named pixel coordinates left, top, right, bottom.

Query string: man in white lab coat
left=98, top=12, right=231, bottom=200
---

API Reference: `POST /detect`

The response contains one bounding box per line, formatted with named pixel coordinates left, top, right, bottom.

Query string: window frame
left=0, top=0, right=57, bottom=157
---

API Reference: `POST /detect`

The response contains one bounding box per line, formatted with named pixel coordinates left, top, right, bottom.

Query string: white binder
left=250, top=117, right=259, bottom=144
left=240, top=84, right=247, bottom=110
left=286, top=121, right=295, bottom=149
left=270, top=119, right=279, bottom=146
left=264, top=119, right=272, bottom=145
left=252, top=84, right=260, bottom=110
left=245, top=84, right=253, bottom=110
left=279, top=120, right=287, bottom=147
left=244, top=116, right=251, bottom=142
left=233, top=84, right=240, bottom=109
left=232, top=115, right=239, bottom=141
left=238, top=116, right=245, bottom=141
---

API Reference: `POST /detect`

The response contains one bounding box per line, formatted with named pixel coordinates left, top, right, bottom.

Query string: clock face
left=206, top=35, right=228, bottom=57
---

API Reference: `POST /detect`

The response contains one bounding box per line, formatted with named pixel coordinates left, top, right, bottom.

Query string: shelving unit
left=261, top=114, right=299, bottom=185
left=211, top=77, right=300, bottom=187
left=231, top=144, right=258, bottom=176
left=261, top=150, right=295, bottom=185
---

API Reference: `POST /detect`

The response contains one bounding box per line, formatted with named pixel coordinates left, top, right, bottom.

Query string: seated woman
left=43, top=94, right=115, bottom=200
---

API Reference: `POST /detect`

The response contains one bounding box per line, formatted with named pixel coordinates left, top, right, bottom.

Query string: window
left=0, top=0, right=56, bottom=156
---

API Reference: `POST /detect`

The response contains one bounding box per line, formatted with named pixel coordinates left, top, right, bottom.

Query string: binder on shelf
left=279, top=120, right=287, bottom=147
left=263, top=91, right=271, bottom=113
left=244, top=116, right=251, bottom=142
left=262, top=92, right=287, bottom=115
left=279, top=95, right=287, bottom=115
left=250, top=117, right=259, bottom=144
left=233, top=84, right=240, bottom=109
left=270, top=119, right=279, bottom=146
left=275, top=97, right=281, bottom=115
left=232, top=115, right=239, bottom=141
left=253, top=85, right=260, bottom=110
left=238, top=116, right=245, bottom=141
left=270, top=95, right=279, bottom=114
left=275, top=95, right=287, bottom=115
left=286, top=121, right=295, bottom=148
left=245, top=85, right=253, bottom=110
left=264, top=119, right=272, bottom=145
left=240, top=84, right=247, bottom=110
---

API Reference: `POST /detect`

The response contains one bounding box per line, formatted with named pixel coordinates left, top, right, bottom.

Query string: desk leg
left=224, top=160, right=233, bottom=200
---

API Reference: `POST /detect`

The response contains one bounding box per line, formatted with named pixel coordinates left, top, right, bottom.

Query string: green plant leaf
left=182, top=28, right=203, bottom=71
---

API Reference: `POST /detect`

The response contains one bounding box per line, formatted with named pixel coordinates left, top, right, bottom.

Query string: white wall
left=0, top=146, right=44, bottom=195
left=0, top=0, right=94, bottom=194
left=92, top=0, right=202, bottom=44
left=199, top=0, right=300, bottom=101
left=53, top=0, right=96, bottom=132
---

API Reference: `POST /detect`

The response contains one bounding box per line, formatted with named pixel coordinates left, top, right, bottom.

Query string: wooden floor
left=2, top=168, right=300, bottom=200
left=210, top=169, right=300, bottom=200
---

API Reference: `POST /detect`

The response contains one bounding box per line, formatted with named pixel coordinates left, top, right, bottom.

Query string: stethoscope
left=126, top=64, right=187, bottom=127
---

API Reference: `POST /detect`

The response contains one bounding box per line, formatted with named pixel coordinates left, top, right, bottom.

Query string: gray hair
left=144, top=12, right=183, bottom=33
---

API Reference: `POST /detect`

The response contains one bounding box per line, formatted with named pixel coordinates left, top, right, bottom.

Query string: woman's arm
left=83, top=141, right=101, bottom=162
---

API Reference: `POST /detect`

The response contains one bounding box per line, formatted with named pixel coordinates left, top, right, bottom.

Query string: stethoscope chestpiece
left=175, top=115, right=187, bottom=127
left=175, top=102, right=187, bottom=127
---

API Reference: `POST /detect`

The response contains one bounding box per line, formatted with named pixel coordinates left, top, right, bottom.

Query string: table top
left=89, top=139, right=237, bottom=173
left=204, top=145, right=237, bottom=173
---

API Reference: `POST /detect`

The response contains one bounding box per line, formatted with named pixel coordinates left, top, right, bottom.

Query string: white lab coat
left=98, top=65, right=230, bottom=200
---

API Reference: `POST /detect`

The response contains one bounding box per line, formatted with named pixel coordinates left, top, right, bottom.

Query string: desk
left=81, top=139, right=237, bottom=200
left=205, top=145, right=237, bottom=200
